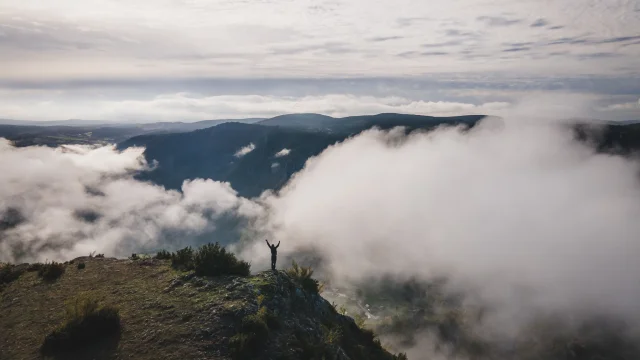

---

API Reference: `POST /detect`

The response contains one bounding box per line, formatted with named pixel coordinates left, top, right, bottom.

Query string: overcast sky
left=0, top=0, right=638, bottom=121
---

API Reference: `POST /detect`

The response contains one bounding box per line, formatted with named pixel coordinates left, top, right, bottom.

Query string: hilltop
left=0, top=255, right=406, bottom=360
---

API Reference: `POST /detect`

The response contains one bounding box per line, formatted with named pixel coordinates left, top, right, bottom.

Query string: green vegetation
left=193, top=243, right=251, bottom=277
left=163, top=243, right=251, bottom=276
left=1, top=255, right=404, bottom=360
left=37, top=261, right=65, bottom=282
left=0, top=263, right=26, bottom=291
left=41, top=294, right=121, bottom=355
left=171, top=246, right=194, bottom=270
left=155, top=249, right=172, bottom=260
left=77, top=262, right=86, bottom=270
left=286, top=260, right=322, bottom=294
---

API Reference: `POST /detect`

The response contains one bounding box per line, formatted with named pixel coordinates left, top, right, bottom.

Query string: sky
left=0, top=0, right=639, bottom=121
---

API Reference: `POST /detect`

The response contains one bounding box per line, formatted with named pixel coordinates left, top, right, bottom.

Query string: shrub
left=1, top=264, right=21, bottom=283
left=286, top=260, right=322, bottom=294
left=193, top=242, right=251, bottom=277
left=77, top=262, right=86, bottom=270
left=323, top=325, right=342, bottom=345
left=0, top=264, right=26, bottom=290
left=95, top=254, right=104, bottom=258
left=155, top=250, right=172, bottom=260
left=41, top=294, right=120, bottom=355
left=130, top=253, right=139, bottom=260
left=37, top=261, right=65, bottom=282
left=171, top=246, right=194, bottom=270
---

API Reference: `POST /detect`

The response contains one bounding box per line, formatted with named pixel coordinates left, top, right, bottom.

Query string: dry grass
left=0, top=256, right=238, bottom=360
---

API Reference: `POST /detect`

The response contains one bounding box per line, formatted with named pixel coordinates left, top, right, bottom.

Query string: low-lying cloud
left=0, top=139, right=259, bottom=263
left=243, top=115, right=640, bottom=338
left=0, top=93, right=511, bottom=122
left=234, top=142, right=256, bottom=158
left=275, top=148, right=291, bottom=157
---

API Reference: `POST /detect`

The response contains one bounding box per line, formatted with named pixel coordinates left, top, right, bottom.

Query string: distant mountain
left=119, top=122, right=347, bottom=197
left=0, top=118, right=263, bottom=128
left=257, top=113, right=485, bottom=134
left=0, top=118, right=264, bottom=147
left=257, top=113, right=337, bottom=131
left=120, top=114, right=487, bottom=197
left=126, top=118, right=264, bottom=132
left=0, top=119, right=115, bottom=126
left=573, top=121, right=640, bottom=154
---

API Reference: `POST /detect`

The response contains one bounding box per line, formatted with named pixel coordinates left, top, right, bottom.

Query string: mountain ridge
left=0, top=255, right=406, bottom=360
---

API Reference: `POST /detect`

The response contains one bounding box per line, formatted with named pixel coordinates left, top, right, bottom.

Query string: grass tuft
left=41, top=294, right=120, bottom=355
left=286, top=260, right=322, bottom=294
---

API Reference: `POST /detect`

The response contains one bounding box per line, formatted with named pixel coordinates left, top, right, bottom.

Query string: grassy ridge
left=0, top=254, right=405, bottom=360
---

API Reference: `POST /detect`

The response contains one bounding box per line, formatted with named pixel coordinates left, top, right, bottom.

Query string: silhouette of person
left=265, top=239, right=280, bottom=270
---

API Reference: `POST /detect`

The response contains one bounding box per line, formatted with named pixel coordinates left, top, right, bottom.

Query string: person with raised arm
left=265, top=239, right=280, bottom=270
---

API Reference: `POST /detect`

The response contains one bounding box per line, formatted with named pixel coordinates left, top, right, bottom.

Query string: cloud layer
left=1, top=0, right=638, bottom=79
left=0, top=140, right=258, bottom=263
left=244, top=116, right=640, bottom=333
left=0, top=93, right=511, bottom=121
left=0, top=0, right=638, bottom=121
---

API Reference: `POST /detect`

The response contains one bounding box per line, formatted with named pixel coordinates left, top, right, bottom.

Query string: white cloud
left=602, top=100, right=640, bottom=111
left=0, top=0, right=638, bottom=79
left=0, top=139, right=258, bottom=263
left=234, top=142, right=256, bottom=157
left=275, top=148, right=291, bottom=157
left=242, top=113, right=640, bottom=337
left=0, top=93, right=512, bottom=121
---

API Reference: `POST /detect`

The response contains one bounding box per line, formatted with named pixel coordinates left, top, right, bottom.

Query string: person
left=265, top=239, right=280, bottom=270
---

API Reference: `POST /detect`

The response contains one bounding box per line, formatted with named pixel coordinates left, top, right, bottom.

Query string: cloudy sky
left=0, top=0, right=639, bottom=121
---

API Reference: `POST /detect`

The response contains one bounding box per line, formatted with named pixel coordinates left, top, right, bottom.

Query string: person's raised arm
left=265, top=239, right=271, bottom=247
left=276, top=241, right=280, bottom=249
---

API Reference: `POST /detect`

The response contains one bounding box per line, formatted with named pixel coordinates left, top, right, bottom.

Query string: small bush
left=171, top=246, right=194, bottom=270
left=323, top=325, right=342, bottom=345
left=286, top=260, right=321, bottom=294
left=95, top=254, right=104, bottom=258
left=155, top=250, right=172, bottom=260
left=193, top=243, right=251, bottom=277
left=0, top=264, right=26, bottom=290
left=41, top=294, right=120, bottom=355
left=130, top=253, right=139, bottom=260
left=37, top=261, right=65, bottom=282
left=27, top=263, right=43, bottom=272
left=77, top=262, right=86, bottom=270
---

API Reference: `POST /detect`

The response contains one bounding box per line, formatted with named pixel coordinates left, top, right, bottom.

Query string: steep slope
left=0, top=257, right=405, bottom=360
left=120, top=122, right=346, bottom=197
